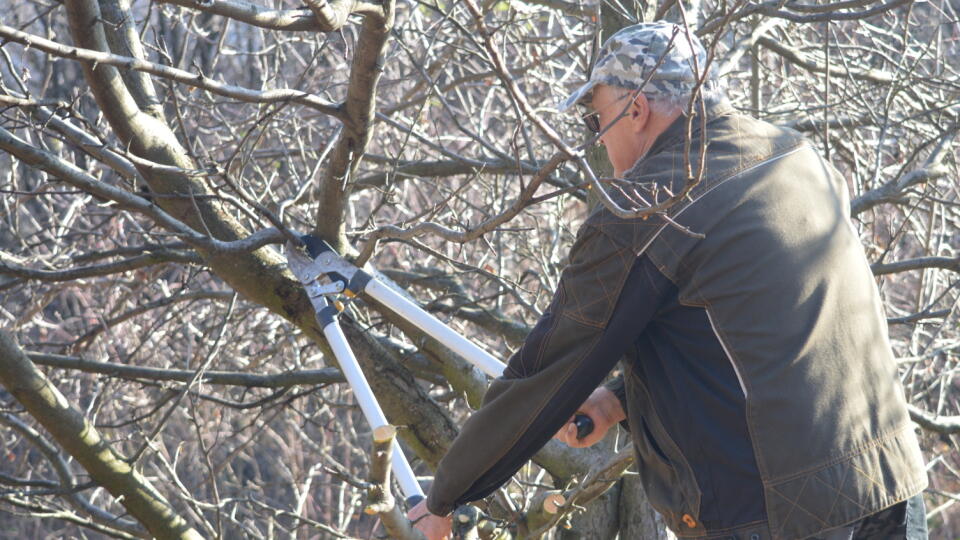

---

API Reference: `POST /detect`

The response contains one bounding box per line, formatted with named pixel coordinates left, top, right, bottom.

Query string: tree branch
left=27, top=351, right=345, bottom=387
left=908, top=404, right=960, bottom=435
left=0, top=331, right=203, bottom=539
left=314, top=0, right=395, bottom=251
left=757, top=36, right=895, bottom=85
left=354, top=153, right=568, bottom=264
left=0, top=413, right=145, bottom=537
left=0, top=23, right=344, bottom=119
left=303, top=0, right=383, bottom=32
left=0, top=126, right=285, bottom=255
left=364, top=425, right=425, bottom=540
left=871, top=255, right=960, bottom=276
left=157, top=0, right=322, bottom=31
left=852, top=164, right=951, bottom=215
left=0, top=249, right=201, bottom=283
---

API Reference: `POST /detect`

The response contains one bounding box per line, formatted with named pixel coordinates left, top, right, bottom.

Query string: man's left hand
left=407, top=499, right=451, bottom=540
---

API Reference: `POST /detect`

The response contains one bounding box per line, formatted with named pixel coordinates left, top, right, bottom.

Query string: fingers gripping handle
left=573, top=414, right=594, bottom=440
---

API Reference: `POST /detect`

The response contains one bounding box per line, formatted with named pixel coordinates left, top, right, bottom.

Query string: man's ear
left=629, top=92, right=650, bottom=132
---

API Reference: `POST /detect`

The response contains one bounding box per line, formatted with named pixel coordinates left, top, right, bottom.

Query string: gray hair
left=618, top=81, right=727, bottom=116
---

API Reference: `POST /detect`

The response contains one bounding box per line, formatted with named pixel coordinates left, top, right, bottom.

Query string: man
left=409, top=23, right=928, bottom=540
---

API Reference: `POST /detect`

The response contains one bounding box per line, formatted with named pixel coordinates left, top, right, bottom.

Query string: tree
left=0, top=0, right=958, bottom=538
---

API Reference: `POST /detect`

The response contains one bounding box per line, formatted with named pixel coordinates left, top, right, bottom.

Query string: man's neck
left=615, top=109, right=682, bottom=177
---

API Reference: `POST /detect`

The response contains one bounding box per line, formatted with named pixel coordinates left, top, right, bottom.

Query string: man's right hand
left=553, top=386, right=626, bottom=448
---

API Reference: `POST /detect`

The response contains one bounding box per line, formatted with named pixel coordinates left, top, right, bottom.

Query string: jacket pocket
left=626, top=368, right=703, bottom=535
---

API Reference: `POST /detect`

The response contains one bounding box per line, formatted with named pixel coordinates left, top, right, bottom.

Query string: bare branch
left=908, top=404, right=960, bottom=435
left=0, top=249, right=201, bottom=283
left=0, top=126, right=285, bottom=255
left=0, top=331, right=203, bottom=539
left=871, top=255, right=960, bottom=276
left=157, top=0, right=322, bottom=31
left=28, top=352, right=345, bottom=387
left=0, top=23, right=344, bottom=120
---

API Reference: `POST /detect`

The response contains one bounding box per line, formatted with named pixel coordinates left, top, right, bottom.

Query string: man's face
left=587, top=84, right=648, bottom=177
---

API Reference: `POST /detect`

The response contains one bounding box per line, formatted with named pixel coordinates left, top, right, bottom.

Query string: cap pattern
left=558, top=22, right=719, bottom=112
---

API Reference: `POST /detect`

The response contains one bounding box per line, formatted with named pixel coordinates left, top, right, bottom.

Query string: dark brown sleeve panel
left=426, top=226, right=668, bottom=515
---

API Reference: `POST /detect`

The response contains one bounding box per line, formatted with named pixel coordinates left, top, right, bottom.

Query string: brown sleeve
left=426, top=224, right=647, bottom=515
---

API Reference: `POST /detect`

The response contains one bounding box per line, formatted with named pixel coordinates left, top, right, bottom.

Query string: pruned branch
left=529, top=444, right=635, bottom=538
left=364, top=425, right=426, bottom=540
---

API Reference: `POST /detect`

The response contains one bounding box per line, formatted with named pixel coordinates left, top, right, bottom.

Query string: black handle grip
left=405, top=494, right=424, bottom=509
left=573, top=414, right=594, bottom=440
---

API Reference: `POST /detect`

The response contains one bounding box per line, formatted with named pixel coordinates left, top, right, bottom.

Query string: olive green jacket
left=427, top=100, right=927, bottom=540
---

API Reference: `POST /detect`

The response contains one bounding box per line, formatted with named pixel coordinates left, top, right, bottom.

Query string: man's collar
left=622, top=98, right=734, bottom=178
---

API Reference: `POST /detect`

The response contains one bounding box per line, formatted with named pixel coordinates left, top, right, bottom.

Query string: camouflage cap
left=557, top=22, right=717, bottom=112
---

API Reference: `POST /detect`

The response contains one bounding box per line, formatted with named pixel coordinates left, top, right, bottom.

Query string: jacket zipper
left=704, top=308, right=748, bottom=398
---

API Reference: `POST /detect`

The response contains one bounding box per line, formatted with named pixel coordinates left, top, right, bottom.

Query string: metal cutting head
left=285, top=241, right=345, bottom=302
left=285, top=241, right=318, bottom=285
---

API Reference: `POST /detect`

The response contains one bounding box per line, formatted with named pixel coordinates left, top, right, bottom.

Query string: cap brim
left=555, top=79, right=598, bottom=113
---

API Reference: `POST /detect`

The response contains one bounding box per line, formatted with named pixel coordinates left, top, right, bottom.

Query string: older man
left=410, top=23, right=928, bottom=540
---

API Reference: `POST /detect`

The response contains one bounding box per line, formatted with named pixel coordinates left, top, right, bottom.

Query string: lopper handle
left=573, top=414, right=594, bottom=440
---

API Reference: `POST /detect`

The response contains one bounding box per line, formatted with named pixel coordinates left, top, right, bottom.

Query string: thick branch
left=908, top=404, right=960, bottom=435
left=871, top=256, right=960, bottom=276
left=0, top=331, right=203, bottom=539
left=852, top=164, right=951, bottom=215
left=304, top=0, right=382, bottom=32
left=0, top=413, right=145, bottom=537
left=315, top=1, right=395, bottom=250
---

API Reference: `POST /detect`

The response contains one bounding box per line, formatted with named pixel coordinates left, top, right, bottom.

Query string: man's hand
left=554, top=386, right=626, bottom=448
left=407, top=499, right=451, bottom=540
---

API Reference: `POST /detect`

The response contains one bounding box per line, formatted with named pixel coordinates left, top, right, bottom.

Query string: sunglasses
left=579, top=91, right=636, bottom=134
left=581, top=109, right=601, bottom=133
